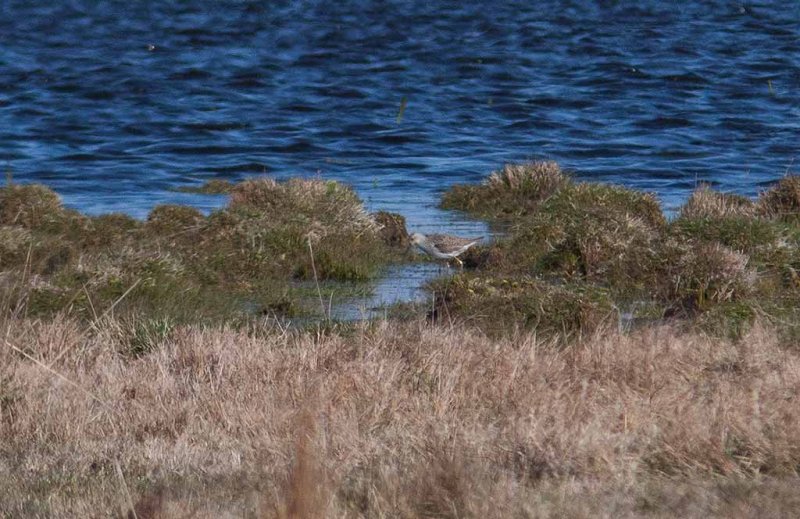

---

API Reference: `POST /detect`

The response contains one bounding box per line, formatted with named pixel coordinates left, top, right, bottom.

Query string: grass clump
left=679, top=185, right=757, bottom=219
left=79, top=213, right=139, bottom=247
left=757, top=175, right=800, bottom=222
left=175, top=178, right=234, bottom=194
left=0, top=183, right=65, bottom=229
left=438, top=164, right=800, bottom=340
left=506, top=181, right=665, bottom=279
left=145, top=205, right=204, bottom=236
left=0, top=177, right=403, bottom=323
left=670, top=215, right=782, bottom=255
left=462, top=179, right=667, bottom=302
left=431, top=274, right=615, bottom=337
left=663, top=241, right=754, bottom=312
left=230, top=178, right=378, bottom=237
left=441, top=161, right=569, bottom=218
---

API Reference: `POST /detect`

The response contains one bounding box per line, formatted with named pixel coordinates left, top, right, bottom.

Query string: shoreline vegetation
left=0, top=177, right=410, bottom=323
left=440, top=161, right=800, bottom=343
left=2, top=163, right=800, bottom=517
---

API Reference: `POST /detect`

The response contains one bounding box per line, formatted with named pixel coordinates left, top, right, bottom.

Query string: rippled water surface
left=2, top=1, right=799, bottom=312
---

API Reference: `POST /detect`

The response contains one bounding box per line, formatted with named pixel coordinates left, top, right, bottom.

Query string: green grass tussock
left=438, top=163, right=800, bottom=340
left=230, top=177, right=379, bottom=238
left=441, top=160, right=569, bottom=218
left=0, top=178, right=404, bottom=322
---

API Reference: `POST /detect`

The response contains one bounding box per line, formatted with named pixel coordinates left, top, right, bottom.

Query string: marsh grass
left=175, top=178, right=234, bottom=194
left=679, top=185, right=758, bottom=219
left=0, top=178, right=407, bottom=323
left=3, top=171, right=800, bottom=516
left=2, top=315, right=800, bottom=517
left=757, top=175, right=800, bottom=222
left=441, top=160, right=568, bottom=218
left=440, top=165, right=800, bottom=340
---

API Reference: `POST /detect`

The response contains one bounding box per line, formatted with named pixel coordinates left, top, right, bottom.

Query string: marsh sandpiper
left=410, top=232, right=483, bottom=269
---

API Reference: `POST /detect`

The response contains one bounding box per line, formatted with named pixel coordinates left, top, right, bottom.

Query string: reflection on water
left=327, top=262, right=445, bottom=321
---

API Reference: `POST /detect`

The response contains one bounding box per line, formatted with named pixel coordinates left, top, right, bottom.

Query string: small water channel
left=127, top=186, right=491, bottom=322
left=319, top=204, right=490, bottom=321
left=325, top=262, right=443, bottom=321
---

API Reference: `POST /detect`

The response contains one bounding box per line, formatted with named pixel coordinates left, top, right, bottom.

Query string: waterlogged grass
left=440, top=161, right=800, bottom=340
left=0, top=178, right=407, bottom=323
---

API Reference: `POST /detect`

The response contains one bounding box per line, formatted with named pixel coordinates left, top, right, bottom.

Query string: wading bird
left=410, top=232, right=483, bottom=269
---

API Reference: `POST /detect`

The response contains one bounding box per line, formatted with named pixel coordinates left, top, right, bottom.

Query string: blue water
left=3, top=1, right=799, bottom=230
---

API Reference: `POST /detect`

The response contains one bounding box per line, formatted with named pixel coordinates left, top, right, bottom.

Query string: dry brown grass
left=2, top=315, right=800, bottom=517
left=680, top=185, right=757, bottom=219
left=758, top=175, right=800, bottom=222
left=486, top=160, right=567, bottom=194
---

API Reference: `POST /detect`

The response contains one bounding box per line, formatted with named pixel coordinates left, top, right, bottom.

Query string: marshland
left=4, top=1, right=800, bottom=517
left=2, top=164, right=800, bottom=517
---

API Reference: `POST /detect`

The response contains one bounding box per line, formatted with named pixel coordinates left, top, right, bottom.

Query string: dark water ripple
left=1, top=0, right=799, bottom=234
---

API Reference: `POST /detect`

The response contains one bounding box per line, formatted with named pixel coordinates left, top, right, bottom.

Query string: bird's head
left=409, top=233, right=425, bottom=246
